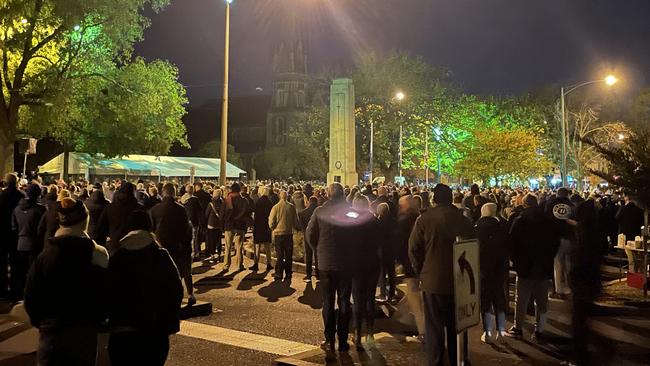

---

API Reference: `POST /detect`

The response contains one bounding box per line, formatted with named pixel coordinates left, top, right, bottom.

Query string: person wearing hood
left=220, top=182, right=249, bottom=272
left=95, top=182, right=142, bottom=253
left=107, top=210, right=183, bottom=366
left=0, top=173, right=24, bottom=298
left=475, top=202, right=509, bottom=343
left=251, top=187, right=273, bottom=272
left=507, top=194, right=559, bottom=343
left=11, top=183, right=46, bottom=299
left=24, top=197, right=109, bottom=366
left=84, top=184, right=109, bottom=242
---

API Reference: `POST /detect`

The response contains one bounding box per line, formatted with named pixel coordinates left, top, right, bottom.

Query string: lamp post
left=394, top=91, right=405, bottom=180
left=560, top=75, right=617, bottom=188
left=219, top=0, right=233, bottom=186
left=369, top=118, right=374, bottom=183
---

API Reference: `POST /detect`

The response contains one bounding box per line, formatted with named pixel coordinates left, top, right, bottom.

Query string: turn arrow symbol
left=458, top=251, right=476, bottom=295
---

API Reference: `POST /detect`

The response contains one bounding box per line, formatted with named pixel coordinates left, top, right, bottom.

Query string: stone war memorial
left=327, top=78, right=358, bottom=187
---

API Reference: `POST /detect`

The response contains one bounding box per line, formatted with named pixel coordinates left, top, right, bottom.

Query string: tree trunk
left=0, top=134, right=14, bottom=176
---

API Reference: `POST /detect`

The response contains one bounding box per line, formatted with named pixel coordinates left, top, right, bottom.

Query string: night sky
left=134, top=0, right=650, bottom=107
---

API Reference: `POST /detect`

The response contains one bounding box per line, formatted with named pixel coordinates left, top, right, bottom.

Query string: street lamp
left=394, top=91, right=405, bottom=179
left=560, top=74, right=618, bottom=187
left=219, top=0, right=233, bottom=186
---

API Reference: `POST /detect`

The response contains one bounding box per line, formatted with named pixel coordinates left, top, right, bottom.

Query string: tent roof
left=39, top=152, right=246, bottom=178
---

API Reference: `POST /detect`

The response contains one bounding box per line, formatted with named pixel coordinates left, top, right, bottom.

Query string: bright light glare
left=395, top=91, right=405, bottom=101
left=21, top=19, right=27, bottom=24
left=618, top=133, right=626, bottom=140
left=605, top=75, right=618, bottom=86
left=225, top=0, right=233, bottom=3
left=74, top=25, right=80, bottom=31
left=345, top=211, right=359, bottom=219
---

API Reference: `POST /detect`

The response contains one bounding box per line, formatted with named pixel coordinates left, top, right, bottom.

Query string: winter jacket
left=84, top=190, right=109, bottom=241
left=41, top=193, right=60, bottom=245
left=408, top=204, right=474, bottom=295
left=143, top=195, right=162, bottom=211
left=221, top=192, right=248, bottom=232
left=150, top=197, right=192, bottom=278
left=268, top=199, right=299, bottom=236
left=183, top=195, right=202, bottom=228
left=253, top=196, right=273, bottom=243
left=24, top=231, right=108, bottom=330
left=205, top=197, right=223, bottom=230
left=12, top=198, right=46, bottom=253
left=616, top=202, right=644, bottom=240
left=95, top=189, right=143, bottom=252
left=298, top=202, right=317, bottom=232
left=476, top=216, right=509, bottom=281
left=509, top=206, right=560, bottom=280
left=306, top=200, right=358, bottom=273
left=108, top=230, right=183, bottom=335
left=545, top=196, right=575, bottom=241
left=572, top=200, right=607, bottom=299
left=0, top=186, right=24, bottom=248
left=353, top=211, right=381, bottom=274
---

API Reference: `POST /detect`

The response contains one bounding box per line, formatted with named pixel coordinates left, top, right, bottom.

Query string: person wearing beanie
left=10, top=183, right=46, bottom=299
left=219, top=182, right=249, bottom=272
left=24, top=197, right=109, bottom=366
left=0, top=173, right=24, bottom=298
left=475, top=202, right=510, bottom=343
left=107, top=210, right=183, bottom=366
left=408, top=183, right=474, bottom=366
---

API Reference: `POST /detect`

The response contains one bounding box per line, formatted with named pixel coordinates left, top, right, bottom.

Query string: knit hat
left=481, top=202, right=498, bottom=218
left=57, top=198, right=88, bottom=227
left=432, top=184, right=453, bottom=205
left=231, top=182, right=241, bottom=193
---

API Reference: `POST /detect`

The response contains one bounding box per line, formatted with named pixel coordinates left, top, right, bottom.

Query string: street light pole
left=399, top=124, right=403, bottom=178
left=369, top=120, right=374, bottom=184
left=219, top=0, right=232, bottom=186
left=425, top=128, right=429, bottom=187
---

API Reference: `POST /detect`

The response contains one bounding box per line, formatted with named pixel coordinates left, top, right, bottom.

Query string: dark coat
left=476, top=216, right=509, bottom=282
left=183, top=196, right=202, bottom=228
left=95, top=189, right=142, bottom=252
left=353, top=211, right=381, bottom=274
left=24, top=235, right=108, bottom=330
left=150, top=197, right=192, bottom=277
left=306, top=200, right=357, bottom=273
left=0, top=186, right=24, bottom=249
left=370, top=195, right=397, bottom=218
left=84, top=190, right=109, bottom=241
left=572, top=200, right=607, bottom=299
left=221, top=192, right=248, bottom=232
left=41, top=193, right=60, bottom=244
left=143, top=195, right=162, bottom=211
left=509, top=206, right=559, bottom=280
left=397, top=211, right=419, bottom=277
left=108, top=231, right=183, bottom=335
left=194, top=189, right=212, bottom=226
left=616, top=202, right=645, bottom=240
left=12, top=198, right=46, bottom=253
left=408, top=204, right=474, bottom=295
left=253, top=196, right=273, bottom=243
left=205, top=197, right=223, bottom=230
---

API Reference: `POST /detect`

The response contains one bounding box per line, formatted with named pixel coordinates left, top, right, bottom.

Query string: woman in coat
left=84, top=185, right=109, bottom=242
left=108, top=210, right=183, bottom=366
left=205, top=189, right=224, bottom=262
left=251, top=187, right=274, bottom=271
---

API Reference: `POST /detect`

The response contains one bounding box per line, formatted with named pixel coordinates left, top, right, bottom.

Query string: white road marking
left=177, top=320, right=318, bottom=357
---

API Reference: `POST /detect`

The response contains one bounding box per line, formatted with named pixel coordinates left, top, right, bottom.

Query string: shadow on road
left=236, top=272, right=269, bottom=291
left=297, top=281, right=323, bottom=309
left=193, top=269, right=244, bottom=294
left=257, top=279, right=296, bottom=303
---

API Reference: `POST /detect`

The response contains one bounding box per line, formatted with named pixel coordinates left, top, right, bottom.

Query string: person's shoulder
left=91, top=241, right=109, bottom=269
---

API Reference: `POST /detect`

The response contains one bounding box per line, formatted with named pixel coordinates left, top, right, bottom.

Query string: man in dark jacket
left=182, top=185, right=203, bottom=260
left=95, top=182, right=142, bottom=253
left=84, top=184, right=109, bottom=241
left=24, top=197, right=109, bottom=366
left=220, top=183, right=249, bottom=272
left=0, top=173, right=24, bottom=298
left=108, top=210, right=183, bottom=366
left=616, top=192, right=644, bottom=241
left=545, top=187, right=575, bottom=298
left=508, top=194, right=559, bottom=342
left=408, top=184, right=474, bottom=366
left=151, top=183, right=195, bottom=306
left=251, top=187, right=273, bottom=271
left=11, top=183, right=46, bottom=299
left=306, top=183, right=358, bottom=353
left=300, top=196, right=319, bottom=281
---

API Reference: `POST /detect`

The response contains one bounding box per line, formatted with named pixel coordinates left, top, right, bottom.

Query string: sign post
left=453, top=238, right=480, bottom=366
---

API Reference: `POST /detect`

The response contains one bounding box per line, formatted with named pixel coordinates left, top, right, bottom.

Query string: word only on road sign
left=453, top=239, right=480, bottom=333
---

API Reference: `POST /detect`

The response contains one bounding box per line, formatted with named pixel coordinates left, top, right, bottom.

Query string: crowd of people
left=0, top=173, right=645, bottom=366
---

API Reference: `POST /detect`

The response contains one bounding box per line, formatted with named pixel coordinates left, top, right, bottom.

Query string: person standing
left=205, top=189, right=224, bottom=262
left=300, top=196, right=319, bottom=282
left=251, top=187, right=273, bottom=271
left=307, top=183, right=357, bottom=353
left=0, top=173, right=24, bottom=298
left=182, top=185, right=203, bottom=261
left=376, top=202, right=397, bottom=303
left=615, top=191, right=644, bottom=241
left=408, top=184, right=474, bottom=366
left=24, top=198, right=109, bottom=366
left=508, top=194, right=559, bottom=342
left=84, top=184, right=109, bottom=242
left=143, top=186, right=162, bottom=211
left=546, top=187, right=575, bottom=299
left=150, top=183, right=196, bottom=306
left=95, top=182, right=142, bottom=253
left=475, top=202, right=509, bottom=343
left=11, top=183, right=46, bottom=300
left=107, top=211, right=183, bottom=366
left=268, top=191, right=299, bottom=281
left=220, top=183, right=249, bottom=272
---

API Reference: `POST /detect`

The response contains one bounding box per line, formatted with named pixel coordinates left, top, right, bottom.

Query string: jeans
left=304, top=242, right=318, bottom=278
left=224, top=230, right=245, bottom=270
left=320, top=270, right=352, bottom=343
left=273, top=234, right=293, bottom=279
left=514, top=277, right=551, bottom=332
left=192, top=226, right=201, bottom=257
left=422, top=292, right=456, bottom=366
left=378, top=246, right=396, bottom=300
left=480, top=272, right=508, bottom=333
left=109, top=331, right=169, bottom=366
left=554, top=239, right=572, bottom=295
left=206, top=228, right=222, bottom=258
left=352, top=269, right=379, bottom=335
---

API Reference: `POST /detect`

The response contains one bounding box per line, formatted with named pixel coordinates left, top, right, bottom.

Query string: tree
left=455, top=127, right=552, bottom=186
left=254, top=145, right=327, bottom=180
left=196, top=139, right=242, bottom=167
left=1, top=0, right=187, bottom=175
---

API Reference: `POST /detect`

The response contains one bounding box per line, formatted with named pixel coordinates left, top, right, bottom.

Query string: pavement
left=1, top=252, right=650, bottom=365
